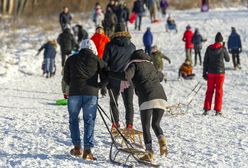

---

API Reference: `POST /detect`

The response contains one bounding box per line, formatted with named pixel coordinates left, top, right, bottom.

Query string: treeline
left=0, top=0, right=247, bottom=18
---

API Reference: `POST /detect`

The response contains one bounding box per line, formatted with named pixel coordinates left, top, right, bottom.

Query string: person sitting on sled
left=166, top=15, right=177, bottom=33
left=37, top=39, right=57, bottom=78
left=178, top=59, right=195, bottom=80
left=150, top=45, right=171, bottom=82
left=108, top=49, right=168, bottom=162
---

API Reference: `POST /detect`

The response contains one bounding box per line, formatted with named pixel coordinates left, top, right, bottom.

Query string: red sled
left=152, top=19, right=161, bottom=23
left=129, top=12, right=137, bottom=24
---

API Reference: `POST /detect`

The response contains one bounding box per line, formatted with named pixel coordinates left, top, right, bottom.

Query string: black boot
left=215, top=111, right=222, bottom=116
left=202, top=110, right=209, bottom=116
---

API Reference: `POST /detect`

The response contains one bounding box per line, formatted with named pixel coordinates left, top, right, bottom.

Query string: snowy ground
left=0, top=8, right=248, bottom=168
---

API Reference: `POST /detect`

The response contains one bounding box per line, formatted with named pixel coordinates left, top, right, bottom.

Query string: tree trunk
left=8, top=0, right=14, bottom=15
left=2, top=0, right=8, bottom=15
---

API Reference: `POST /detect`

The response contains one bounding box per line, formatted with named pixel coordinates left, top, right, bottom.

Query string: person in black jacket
left=57, top=28, right=77, bottom=67
left=132, top=0, right=145, bottom=31
left=103, top=6, right=118, bottom=37
left=103, top=23, right=136, bottom=129
left=59, top=6, right=72, bottom=31
left=64, top=39, right=107, bottom=160
left=72, top=24, right=88, bottom=44
left=191, top=28, right=207, bottom=66
left=227, top=27, right=242, bottom=70
left=109, top=49, right=168, bottom=162
left=123, top=2, right=130, bottom=31
left=203, top=32, right=230, bottom=116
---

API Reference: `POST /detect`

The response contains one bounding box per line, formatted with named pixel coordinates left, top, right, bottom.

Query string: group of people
left=35, top=1, right=244, bottom=164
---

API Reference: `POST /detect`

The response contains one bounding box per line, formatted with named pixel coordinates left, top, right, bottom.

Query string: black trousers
left=194, top=48, right=202, bottom=65
left=135, top=15, right=142, bottom=31
left=109, top=86, right=134, bottom=125
left=231, top=49, right=240, bottom=68
left=140, top=108, right=164, bottom=145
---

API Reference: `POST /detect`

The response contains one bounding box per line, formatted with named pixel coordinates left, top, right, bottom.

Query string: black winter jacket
left=203, top=43, right=230, bottom=75
left=57, top=29, right=77, bottom=53
left=59, top=12, right=72, bottom=28
left=109, top=49, right=167, bottom=105
left=63, top=48, right=107, bottom=96
left=103, top=32, right=136, bottom=88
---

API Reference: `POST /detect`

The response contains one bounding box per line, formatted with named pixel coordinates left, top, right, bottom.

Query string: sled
left=165, top=81, right=203, bottom=116
left=152, top=19, right=161, bottom=24
left=97, top=105, right=160, bottom=167
left=129, top=12, right=137, bottom=24
left=56, top=99, right=68, bottom=105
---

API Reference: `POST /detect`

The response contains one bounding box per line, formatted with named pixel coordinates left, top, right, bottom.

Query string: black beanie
left=215, top=32, right=223, bottom=43
left=115, top=23, right=126, bottom=32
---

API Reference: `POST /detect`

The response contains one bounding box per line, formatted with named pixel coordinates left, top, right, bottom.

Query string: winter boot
left=70, top=145, right=83, bottom=157
left=202, top=110, right=209, bottom=116
left=83, top=149, right=97, bottom=160
left=126, top=123, right=133, bottom=130
left=158, top=135, right=168, bottom=156
left=111, top=122, right=120, bottom=135
left=215, top=111, right=222, bottom=116
left=139, top=150, right=154, bottom=162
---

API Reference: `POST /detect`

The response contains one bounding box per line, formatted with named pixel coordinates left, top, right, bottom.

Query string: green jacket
left=151, top=51, right=170, bottom=71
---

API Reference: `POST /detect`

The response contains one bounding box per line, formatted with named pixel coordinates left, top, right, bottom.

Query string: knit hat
left=215, top=32, right=223, bottom=43
left=186, top=25, right=191, bottom=30
left=115, top=23, right=126, bottom=32
left=96, top=25, right=104, bottom=31
left=79, top=39, right=98, bottom=55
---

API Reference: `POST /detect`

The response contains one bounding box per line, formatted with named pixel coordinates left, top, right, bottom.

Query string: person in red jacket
left=91, top=26, right=110, bottom=59
left=202, top=32, right=230, bottom=116
left=182, top=25, right=194, bottom=64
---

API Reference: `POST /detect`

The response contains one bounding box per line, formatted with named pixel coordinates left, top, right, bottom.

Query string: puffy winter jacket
left=151, top=51, right=170, bottom=71
left=63, top=48, right=107, bottom=96
left=227, top=31, right=242, bottom=50
left=103, top=9, right=117, bottom=28
left=57, top=29, right=77, bottom=53
left=203, top=43, right=230, bottom=75
left=182, top=29, right=194, bottom=49
left=160, top=0, right=169, bottom=8
left=91, top=33, right=110, bottom=59
left=192, top=32, right=205, bottom=50
left=59, top=12, right=72, bottom=28
left=103, top=31, right=136, bottom=88
left=143, top=30, right=153, bottom=46
left=109, top=49, right=167, bottom=105
left=132, top=0, right=145, bottom=14
left=38, top=43, right=56, bottom=59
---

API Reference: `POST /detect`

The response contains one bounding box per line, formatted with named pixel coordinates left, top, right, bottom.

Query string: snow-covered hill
left=0, top=8, right=248, bottom=168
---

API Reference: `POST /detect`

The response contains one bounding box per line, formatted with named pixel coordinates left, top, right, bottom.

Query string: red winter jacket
left=182, top=30, right=194, bottom=49
left=91, top=33, right=110, bottom=59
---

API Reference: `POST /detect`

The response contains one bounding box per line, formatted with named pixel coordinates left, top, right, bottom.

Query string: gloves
left=203, top=73, right=208, bottom=81
left=239, top=48, right=242, bottom=53
left=63, top=94, right=68, bottom=99
left=100, top=87, right=107, bottom=97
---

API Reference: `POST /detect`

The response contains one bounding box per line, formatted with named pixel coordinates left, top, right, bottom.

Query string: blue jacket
left=228, top=31, right=242, bottom=50
left=143, top=30, right=153, bottom=46
left=39, top=43, right=56, bottom=59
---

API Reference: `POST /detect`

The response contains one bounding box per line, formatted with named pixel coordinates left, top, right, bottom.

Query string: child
left=143, top=27, right=153, bottom=55
left=109, top=49, right=168, bottom=162
left=37, top=40, right=57, bottom=78
left=150, top=45, right=171, bottom=82
left=178, top=59, right=195, bottom=80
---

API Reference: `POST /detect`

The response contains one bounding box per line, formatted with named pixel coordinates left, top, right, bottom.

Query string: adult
left=93, top=3, right=104, bottom=27
left=203, top=32, right=230, bottom=116
left=182, top=25, right=194, bottom=64
left=132, top=0, right=145, bottom=31
left=143, top=27, right=153, bottom=56
left=108, top=49, right=168, bottom=162
left=63, top=39, right=107, bottom=160
left=160, top=0, right=169, bottom=17
left=91, top=26, right=110, bottom=59
left=72, top=24, right=88, bottom=44
left=57, top=28, right=77, bottom=67
left=227, top=27, right=242, bottom=70
left=103, top=23, right=136, bottom=129
left=59, top=6, right=72, bottom=31
left=103, top=6, right=118, bottom=37
left=145, top=0, right=157, bottom=22
left=123, top=2, right=130, bottom=31
left=192, top=28, right=207, bottom=66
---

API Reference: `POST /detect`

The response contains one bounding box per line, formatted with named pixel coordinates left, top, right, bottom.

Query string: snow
left=0, top=8, right=248, bottom=167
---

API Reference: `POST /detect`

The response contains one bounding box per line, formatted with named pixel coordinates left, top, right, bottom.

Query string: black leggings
left=140, top=109, right=164, bottom=145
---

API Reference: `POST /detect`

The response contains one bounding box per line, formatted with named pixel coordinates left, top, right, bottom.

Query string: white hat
left=79, top=39, right=98, bottom=55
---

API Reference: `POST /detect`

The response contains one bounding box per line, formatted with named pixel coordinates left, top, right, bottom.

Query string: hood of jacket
left=111, top=32, right=132, bottom=47
left=131, top=49, right=151, bottom=61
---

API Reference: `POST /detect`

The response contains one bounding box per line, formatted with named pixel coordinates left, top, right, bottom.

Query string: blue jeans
left=68, top=95, right=98, bottom=150
left=44, top=58, right=55, bottom=73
